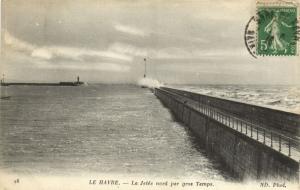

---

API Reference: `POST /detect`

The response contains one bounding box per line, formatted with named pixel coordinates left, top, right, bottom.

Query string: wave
left=266, top=100, right=282, bottom=105
left=175, top=85, right=300, bottom=114
left=137, top=78, right=163, bottom=89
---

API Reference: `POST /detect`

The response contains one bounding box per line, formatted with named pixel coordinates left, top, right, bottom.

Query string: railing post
left=235, top=120, right=237, bottom=130
left=263, top=129, right=265, bottom=144
left=227, top=116, right=229, bottom=126
left=198, top=96, right=200, bottom=111
left=228, top=116, right=230, bottom=126
left=271, top=132, right=273, bottom=148
left=245, top=123, right=248, bottom=135
left=251, top=124, right=253, bottom=137
left=240, top=122, right=242, bottom=133
left=279, top=135, right=281, bottom=152
left=226, top=116, right=228, bottom=125
left=234, top=120, right=236, bottom=130
left=256, top=127, right=259, bottom=140
left=182, top=104, right=184, bottom=120
left=288, top=140, right=291, bottom=157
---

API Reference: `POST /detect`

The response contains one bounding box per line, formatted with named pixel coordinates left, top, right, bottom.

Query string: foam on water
left=137, top=78, right=163, bottom=89
left=172, top=85, right=300, bottom=114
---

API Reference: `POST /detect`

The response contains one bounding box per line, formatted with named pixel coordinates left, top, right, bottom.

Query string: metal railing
left=155, top=88, right=300, bottom=160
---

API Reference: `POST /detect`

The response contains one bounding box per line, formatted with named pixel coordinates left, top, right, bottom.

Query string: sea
left=171, top=84, right=300, bottom=114
left=0, top=84, right=299, bottom=181
left=0, top=84, right=231, bottom=181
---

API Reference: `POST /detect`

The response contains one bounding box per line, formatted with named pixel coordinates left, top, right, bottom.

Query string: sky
left=0, top=0, right=299, bottom=84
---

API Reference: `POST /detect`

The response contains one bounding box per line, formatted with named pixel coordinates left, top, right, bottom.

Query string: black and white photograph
left=0, top=0, right=299, bottom=189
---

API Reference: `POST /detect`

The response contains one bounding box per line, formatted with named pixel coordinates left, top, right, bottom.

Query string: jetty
left=0, top=76, right=84, bottom=86
left=155, top=87, right=300, bottom=181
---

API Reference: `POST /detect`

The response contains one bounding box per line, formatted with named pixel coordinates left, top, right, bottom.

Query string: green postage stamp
left=256, top=1, right=298, bottom=56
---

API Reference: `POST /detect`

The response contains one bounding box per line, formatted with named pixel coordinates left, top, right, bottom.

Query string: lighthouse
left=143, top=58, right=147, bottom=78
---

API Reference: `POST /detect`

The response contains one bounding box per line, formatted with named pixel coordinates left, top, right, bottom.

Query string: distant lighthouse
left=143, top=58, right=147, bottom=78
left=73, top=76, right=83, bottom=86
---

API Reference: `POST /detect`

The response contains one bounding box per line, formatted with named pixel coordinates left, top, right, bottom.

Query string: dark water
left=0, top=85, right=231, bottom=180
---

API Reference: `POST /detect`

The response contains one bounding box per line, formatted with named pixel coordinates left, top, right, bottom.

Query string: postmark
left=245, top=16, right=258, bottom=58
left=244, top=0, right=300, bottom=57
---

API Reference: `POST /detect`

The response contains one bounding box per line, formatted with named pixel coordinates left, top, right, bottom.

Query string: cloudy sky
left=1, top=0, right=299, bottom=84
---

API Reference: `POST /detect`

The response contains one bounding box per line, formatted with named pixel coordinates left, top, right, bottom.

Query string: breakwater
left=1, top=82, right=84, bottom=86
left=155, top=87, right=300, bottom=181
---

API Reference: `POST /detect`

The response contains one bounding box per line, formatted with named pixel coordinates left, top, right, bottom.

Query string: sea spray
left=137, top=78, right=163, bottom=89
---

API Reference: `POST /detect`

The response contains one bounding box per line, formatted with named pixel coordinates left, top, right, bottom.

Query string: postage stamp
left=244, top=0, right=299, bottom=57
left=257, top=5, right=297, bottom=56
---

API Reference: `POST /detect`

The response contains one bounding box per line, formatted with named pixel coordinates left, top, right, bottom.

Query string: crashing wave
left=137, top=78, right=163, bottom=89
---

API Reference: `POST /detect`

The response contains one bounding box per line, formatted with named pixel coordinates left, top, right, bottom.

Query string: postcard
left=0, top=0, right=299, bottom=189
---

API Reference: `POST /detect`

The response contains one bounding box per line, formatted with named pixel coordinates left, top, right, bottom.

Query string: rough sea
left=0, top=84, right=231, bottom=180
left=0, top=84, right=299, bottom=181
left=171, top=84, right=300, bottom=114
